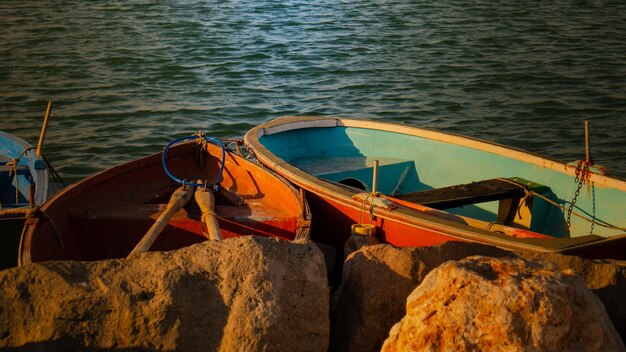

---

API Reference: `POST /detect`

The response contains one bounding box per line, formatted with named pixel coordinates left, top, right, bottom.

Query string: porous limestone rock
left=331, top=241, right=626, bottom=351
left=330, top=241, right=512, bottom=351
left=0, top=236, right=329, bottom=351
left=523, top=252, right=626, bottom=339
left=381, top=256, right=625, bottom=352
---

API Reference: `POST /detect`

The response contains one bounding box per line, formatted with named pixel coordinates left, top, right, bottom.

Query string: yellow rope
left=0, top=207, right=30, bottom=218
left=4, top=159, right=20, bottom=204
left=3, top=147, right=36, bottom=205
left=357, top=193, right=376, bottom=226
left=0, top=206, right=65, bottom=248
left=495, top=178, right=626, bottom=232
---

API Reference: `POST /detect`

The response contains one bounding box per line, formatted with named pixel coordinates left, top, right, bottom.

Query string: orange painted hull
left=20, top=141, right=310, bottom=264
left=305, top=189, right=626, bottom=260
left=305, top=192, right=456, bottom=250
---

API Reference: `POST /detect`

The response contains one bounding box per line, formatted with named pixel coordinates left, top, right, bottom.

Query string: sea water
left=1, top=0, right=624, bottom=182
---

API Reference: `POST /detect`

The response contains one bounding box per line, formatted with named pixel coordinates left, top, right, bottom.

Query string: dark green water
left=1, top=1, right=625, bottom=182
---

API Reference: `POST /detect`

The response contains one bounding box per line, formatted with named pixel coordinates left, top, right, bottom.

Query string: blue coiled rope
left=162, top=135, right=226, bottom=191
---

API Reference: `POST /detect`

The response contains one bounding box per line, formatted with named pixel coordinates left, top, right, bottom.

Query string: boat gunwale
left=249, top=116, right=626, bottom=189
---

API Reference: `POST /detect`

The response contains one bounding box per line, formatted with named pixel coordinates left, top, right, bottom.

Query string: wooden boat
left=244, top=116, right=626, bottom=260
left=1, top=131, right=52, bottom=208
left=1, top=130, right=59, bottom=269
left=19, top=135, right=310, bottom=264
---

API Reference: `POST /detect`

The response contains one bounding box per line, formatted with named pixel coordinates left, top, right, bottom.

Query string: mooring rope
left=0, top=207, right=30, bottom=218
left=41, top=153, right=67, bottom=189
left=219, top=138, right=244, bottom=156
left=0, top=206, right=64, bottom=247
left=162, top=134, right=226, bottom=191
left=2, top=147, right=37, bottom=205
left=495, top=177, right=626, bottom=233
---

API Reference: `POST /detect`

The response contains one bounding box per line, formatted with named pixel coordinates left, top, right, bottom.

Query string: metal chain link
left=566, top=160, right=590, bottom=235
left=589, top=182, right=596, bottom=235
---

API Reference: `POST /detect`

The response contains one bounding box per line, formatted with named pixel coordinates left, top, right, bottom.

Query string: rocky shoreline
left=1, top=237, right=625, bottom=351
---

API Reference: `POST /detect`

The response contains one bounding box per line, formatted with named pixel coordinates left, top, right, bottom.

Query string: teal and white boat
left=1, top=102, right=65, bottom=269
left=0, top=130, right=55, bottom=269
left=0, top=131, right=51, bottom=210
left=245, top=116, right=626, bottom=259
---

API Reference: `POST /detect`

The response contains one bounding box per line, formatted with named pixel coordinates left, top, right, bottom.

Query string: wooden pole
left=36, top=100, right=53, bottom=157
left=195, top=182, right=222, bottom=240
left=371, top=160, right=379, bottom=195
left=28, top=184, right=35, bottom=209
left=127, top=185, right=194, bottom=258
left=584, top=120, right=590, bottom=163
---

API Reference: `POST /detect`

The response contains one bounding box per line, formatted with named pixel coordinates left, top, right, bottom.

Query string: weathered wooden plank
left=395, top=178, right=527, bottom=209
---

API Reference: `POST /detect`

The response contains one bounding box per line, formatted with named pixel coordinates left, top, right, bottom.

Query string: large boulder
left=522, top=252, right=626, bottom=338
left=331, top=241, right=626, bottom=351
left=381, top=256, right=625, bottom=352
left=0, top=236, right=330, bottom=351
left=330, top=242, right=512, bottom=351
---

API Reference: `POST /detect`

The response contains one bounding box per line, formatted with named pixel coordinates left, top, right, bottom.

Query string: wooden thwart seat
left=395, top=178, right=528, bottom=210
left=395, top=178, right=549, bottom=229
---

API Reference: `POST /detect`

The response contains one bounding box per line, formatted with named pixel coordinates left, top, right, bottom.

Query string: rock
left=0, top=236, right=330, bottom=351
left=330, top=241, right=512, bottom=352
left=381, top=256, right=625, bottom=352
left=331, top=241, right=626, bottom=351
left=522, top=252, right=626, bottom=340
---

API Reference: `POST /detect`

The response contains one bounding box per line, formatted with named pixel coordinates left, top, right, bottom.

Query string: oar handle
left=127, top=185, right=194, bottom=258
left=195, top=185, right=222, bottom=240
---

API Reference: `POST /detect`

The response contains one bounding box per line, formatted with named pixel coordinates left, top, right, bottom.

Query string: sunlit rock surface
left=382, top=256, right=625, bottom=352
left=0, top=236, right=329, bottom=351
left=330, top=242, right=512, bottom=351
left=331, top=242, right=626, bottom=351
left=2, top=236, right=625, bottom=351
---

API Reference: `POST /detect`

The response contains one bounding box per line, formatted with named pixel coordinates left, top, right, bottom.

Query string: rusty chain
left=566, top=160, right=591, bottom=235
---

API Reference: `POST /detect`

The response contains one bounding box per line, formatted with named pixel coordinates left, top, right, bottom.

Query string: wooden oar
left=36, top=100, right=53, bottom=157
left=195, top=181, right=222, bottom=240
left=127, top=185, right=195, bottom=258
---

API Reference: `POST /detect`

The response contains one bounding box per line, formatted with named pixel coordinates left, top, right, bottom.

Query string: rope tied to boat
left=3, top=146, right=37, bottom=205
left=220, top=138, right=245, bottom=157
left=201, top=210, right=218, bottom=224
left=495, top=176, right=626, bottom=234
left=243, top=144, right=258, bottom=161
left=162, top=134, right=226, bottom=192
left=3, top=147, right=35, bottom=168
left=294, top=188, right=311, bottom=241
left=5, top=159, right=20, bottom=205
left=28, top=206, right=65, bottom=248
left=0, top=206, right=65, bottom=248
left=41, top=153, right=68, bottom=189
left=192, top=131, right=208, bottom=170
left=358, top=193, right=375, bottom=226
left=0, top=207, right=30, bottom=218
left=195, top=178, right=216, bottom=224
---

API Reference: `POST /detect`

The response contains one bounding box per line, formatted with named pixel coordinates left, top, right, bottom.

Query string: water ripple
left=1, top=0, right=625, bottom=182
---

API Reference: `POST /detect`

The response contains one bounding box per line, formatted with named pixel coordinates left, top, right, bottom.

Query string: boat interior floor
left=67, top=185, right=298, bottom=240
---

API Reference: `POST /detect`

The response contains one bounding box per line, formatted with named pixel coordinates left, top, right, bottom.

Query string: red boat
left=19, top=136, right=310, bottom=264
